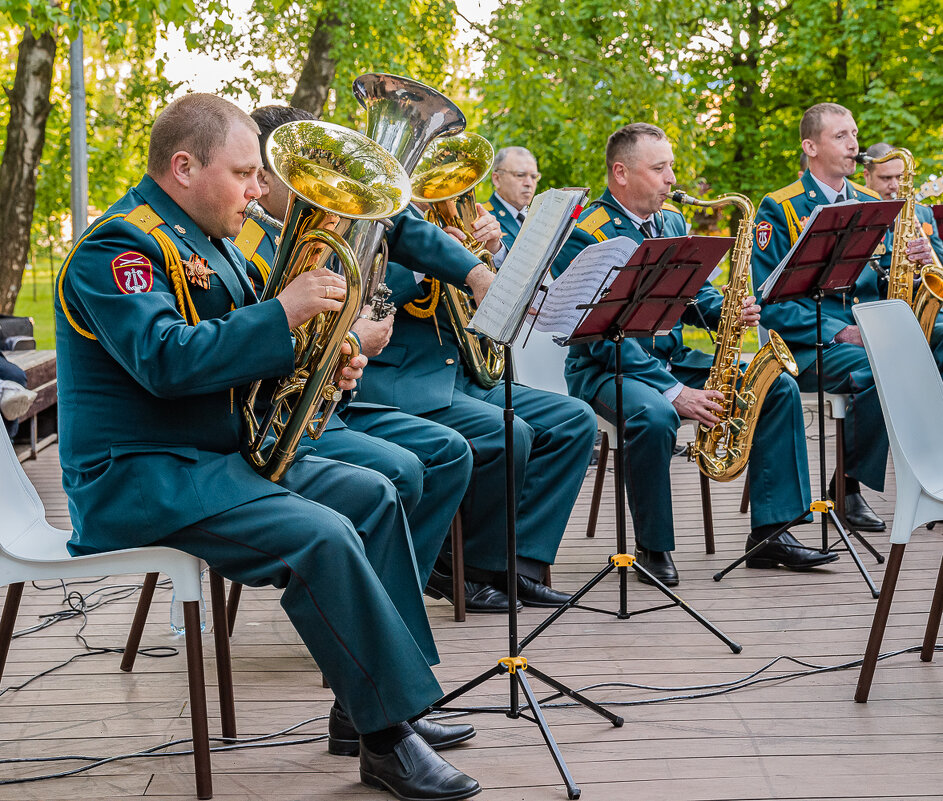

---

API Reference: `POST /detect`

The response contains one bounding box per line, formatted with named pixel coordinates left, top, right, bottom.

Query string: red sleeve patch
left=755, top=220, right=772, bottom=250
left=112, top=251, right=154, bottom=294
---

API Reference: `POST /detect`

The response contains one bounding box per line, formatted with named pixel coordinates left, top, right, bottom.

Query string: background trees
left=1, top=0, right=941, bottom=319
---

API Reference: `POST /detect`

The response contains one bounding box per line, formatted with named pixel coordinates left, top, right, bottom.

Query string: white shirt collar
left=494, top=192, right=526, bottom=220
left=808, top=171, right=849, bottom=204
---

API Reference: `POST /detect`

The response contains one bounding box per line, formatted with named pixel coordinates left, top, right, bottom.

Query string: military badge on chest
left=184, top=254, right=217, bottom=290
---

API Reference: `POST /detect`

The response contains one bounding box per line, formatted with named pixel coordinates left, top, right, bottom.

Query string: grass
left=13, top=267, right=57, bottom=349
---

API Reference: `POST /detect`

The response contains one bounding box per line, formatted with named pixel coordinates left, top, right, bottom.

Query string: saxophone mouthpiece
left=669, top=190, right=691, bottom=204
left=854, top=153, right=872, bottom=166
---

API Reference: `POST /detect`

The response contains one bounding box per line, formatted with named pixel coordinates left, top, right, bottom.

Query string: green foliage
left=474, top=0, right=943, bottom=206
left=186, top=0, right=460, bottom=123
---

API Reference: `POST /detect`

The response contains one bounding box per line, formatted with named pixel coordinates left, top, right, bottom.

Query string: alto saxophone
left=670, top=191, right=799, bottom=482
left=855, top=148, right=943, bottom=341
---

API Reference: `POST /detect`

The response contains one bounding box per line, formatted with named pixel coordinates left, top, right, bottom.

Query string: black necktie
left=835, top=192, right=845, bottom=203
left=639, top=220, right=655, bottom=238
left=516, top=212, right=526, bottom=224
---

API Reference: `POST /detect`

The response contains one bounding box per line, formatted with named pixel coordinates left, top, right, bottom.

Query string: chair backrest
left=0, top=431, right=49, bottom=553
left=511, top=328, right=569, bottom=396
left=853, top=299, right=943, bottom=494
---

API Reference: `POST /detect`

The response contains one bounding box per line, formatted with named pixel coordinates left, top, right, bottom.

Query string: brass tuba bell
left=412, top=132, right=505, bottom=388
left=241, top=120, right=411, bottom=482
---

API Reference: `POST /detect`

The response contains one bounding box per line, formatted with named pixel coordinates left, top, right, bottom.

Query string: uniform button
left=853, top=297, right=859, bottom=304
left=445, top=358, right=455, bottom=365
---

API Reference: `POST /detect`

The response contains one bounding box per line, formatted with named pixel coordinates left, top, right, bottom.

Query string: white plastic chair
left=513, top=328, right=717, bottom=553
left=852, top=299, right=943, bottom=702
left=0, top=433, right=232, bottom=798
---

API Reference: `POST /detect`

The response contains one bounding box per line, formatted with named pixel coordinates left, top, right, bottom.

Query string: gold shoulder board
left=482, top=201, right=494, bottom=212
left=124, top=204, right=165, bottom=234
left=576, top=206, right=611, bottom=237
left=767, top=180, right=805, bottom=205
left=233, top=219, right=266, bottom=260
left=850, top=180, right=880, bottom=199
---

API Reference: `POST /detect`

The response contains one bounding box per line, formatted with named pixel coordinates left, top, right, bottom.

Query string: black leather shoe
left=425, top=567, right=521, bottom=613
left=330, top=707, right=476, bottom=756
left=360, top=731, right=481, bottom=801
left=493, top=574, right=572, bottom=607
left=744, top=530, right=840, bottom=570
left=634, top=546, right=679, bottom=586
left=841, top=492, right=886, bottom=532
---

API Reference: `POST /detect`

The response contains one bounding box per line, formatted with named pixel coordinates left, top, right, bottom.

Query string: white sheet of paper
left=530, top=236, right=640, bottom=337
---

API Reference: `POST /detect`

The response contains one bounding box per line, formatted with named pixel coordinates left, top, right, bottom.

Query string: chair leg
left=856, top=542, right=906, bottom=702
left=739, top=475, right=750, bottom=515
left=184, top=600, right=213, bottom=799
left=209, top=572, right=236, bottom=740
left=835, top=418, right=846, bottom=520
left=585, top=432, right=609, bottom=538
left=920, top=552, right=943, bottom=662
left=0, top=582, right=24, bottom=685
left=451, top=514, right=466, bottom=623
left=226, top=581, right=243, bottom=637
left=121, top=572, right=159, bottom=673
left=699, top=471, right=715, bottom=555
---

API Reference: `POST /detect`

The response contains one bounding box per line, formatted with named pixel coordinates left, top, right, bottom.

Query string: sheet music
left=758, top=199, right=857, bottom=300
left=469, top=188, right=585, bottom=343
left=530, top=236, right=639, bottom=336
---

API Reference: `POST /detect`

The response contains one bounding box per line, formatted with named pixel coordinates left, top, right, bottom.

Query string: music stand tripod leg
left=828, top=507, right=880, bottom=598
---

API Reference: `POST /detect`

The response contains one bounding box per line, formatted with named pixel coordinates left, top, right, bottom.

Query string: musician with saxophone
left=356, top=206, right=597, bottom=615
left=236, top=105, right=475, bottom=599
left=752, top=103, right=940, bottom=534
left=55, top=94, right=480, bottom=801
left=552, top=122, right=833, bottom=587
left=861, top=142, right=943, bottom=263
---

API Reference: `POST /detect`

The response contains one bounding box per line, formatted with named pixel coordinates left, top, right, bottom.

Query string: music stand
left=712, top=199, right=904, bottom=597
left=517, top=236, right=742, bottom=654
left=434, top=192, right=623, bottom=801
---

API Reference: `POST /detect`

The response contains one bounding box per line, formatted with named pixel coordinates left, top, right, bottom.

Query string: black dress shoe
left=330, top=707, right=476, bottom=756
left=425, top=567, right=521, bottom=613
left=360, top=731, right=481, bottom=801
left=744, top=530, right=840, bottom=570
left=840, top=492, right=886, bottom=532
left=634, top=546, right=679, bottom=586
left=493, top=574, right=572, bottom=607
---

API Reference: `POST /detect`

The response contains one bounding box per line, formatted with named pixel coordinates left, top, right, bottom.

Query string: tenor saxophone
left=855, top=148, right=943, bottom=341
left=670, top=191, right=799, bottom=482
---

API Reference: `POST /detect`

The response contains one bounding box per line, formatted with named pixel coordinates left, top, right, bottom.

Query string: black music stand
left=713, top=199, right=904, bottom=597
left=518, top=236, right=742, bottom=654
left=434, top=193, right=622, bottom=801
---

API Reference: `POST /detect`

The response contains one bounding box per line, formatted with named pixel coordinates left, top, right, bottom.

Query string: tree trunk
left=0, top=25, right=56, bottom=314
left=290, top=15, right=341, bottom=118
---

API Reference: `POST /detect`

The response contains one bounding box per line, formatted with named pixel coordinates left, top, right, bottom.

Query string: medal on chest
left=184, top=254, right=217, bottom=290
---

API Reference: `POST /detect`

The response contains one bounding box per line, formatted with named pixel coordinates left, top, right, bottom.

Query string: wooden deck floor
left=2, top=414, right=942, bottom=801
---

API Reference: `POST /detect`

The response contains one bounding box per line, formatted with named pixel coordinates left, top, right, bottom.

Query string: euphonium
left=855, top=149, right=943, bottom=341
left=241, top=120, right=411, bottom=482
left=350, top=73, right=467, bottom=319
left=412, top=132, right=505, bottom=388
left=670, top=190, right=799, bottom=482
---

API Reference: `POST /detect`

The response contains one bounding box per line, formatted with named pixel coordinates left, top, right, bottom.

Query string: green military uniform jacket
left=550, top=188, right=723, bottom=404
left=482, top=191, right=522, bottom=249
left=751, top=171, right=887, bottom=373
left=56, top=176, right=297, bottom=553
left=356, top=206, right=485, bottom=414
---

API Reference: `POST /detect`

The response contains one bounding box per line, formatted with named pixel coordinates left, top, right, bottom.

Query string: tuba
left=855, top=149, right=943, bottom=341
left=350, top=73, right=467, bottom=319
left=671, top=190, right=799, bottom=482
left=241, top=120, right=411, bottom=482
left=412, top=132, right=504, bottom=388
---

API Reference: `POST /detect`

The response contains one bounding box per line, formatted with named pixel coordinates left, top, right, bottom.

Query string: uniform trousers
left=419, top=373, right=597, bottom=574
left=593, top=366, right=811, bottom=552
left=321, top=407, right=473, bottom=585
left=156, top=453, right=441, bottom=735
